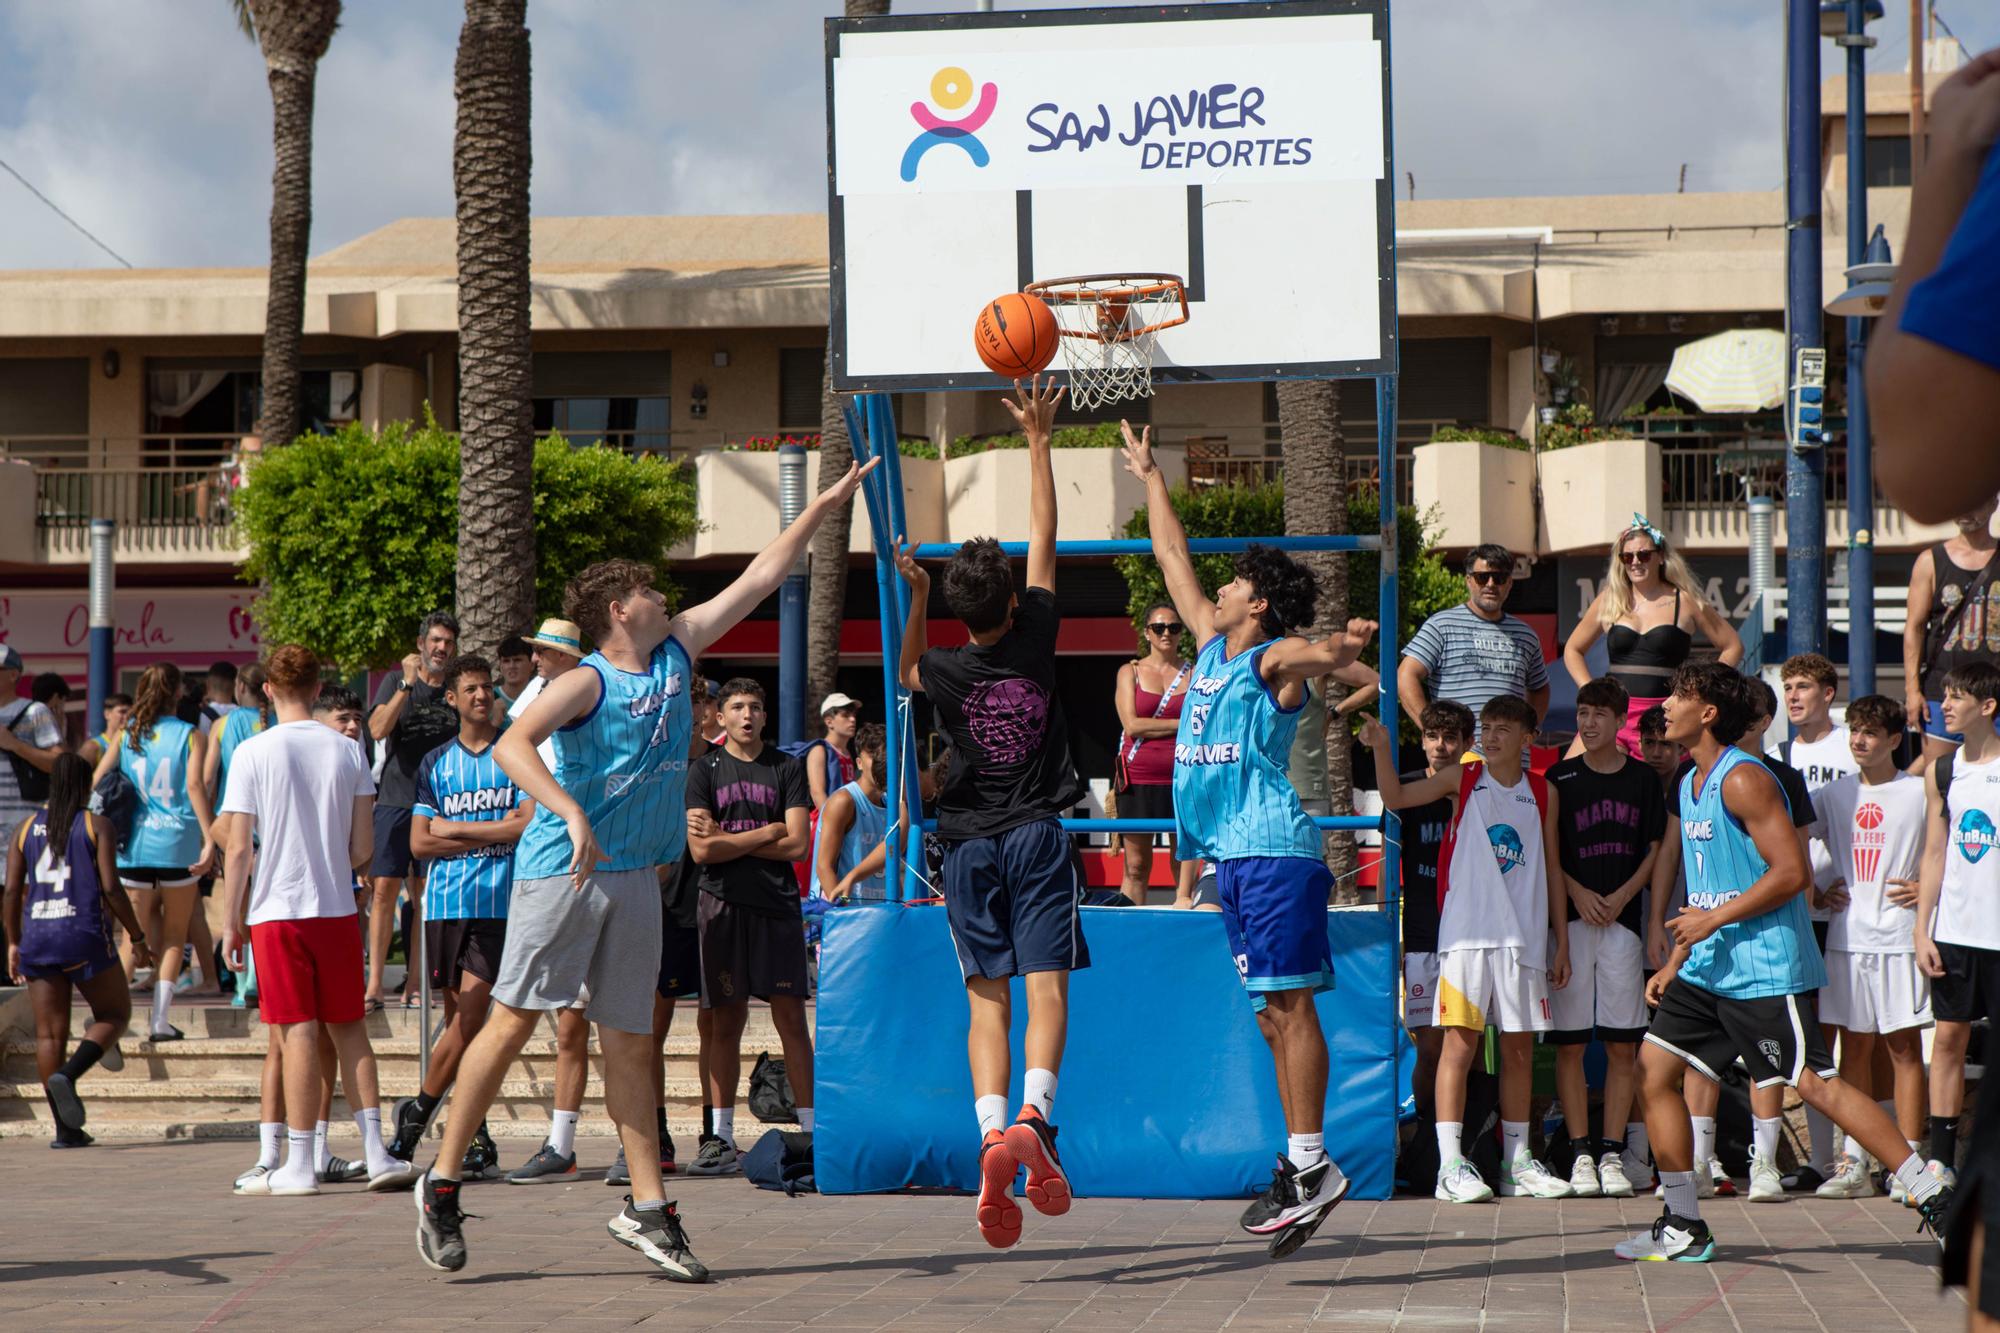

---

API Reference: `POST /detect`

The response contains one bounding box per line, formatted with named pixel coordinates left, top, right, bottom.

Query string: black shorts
left=1943, top=1071, right=2000, bottom=1317
left=370, top=805, right=415, bottom=879
left=1933, top=940, right=2000, bottom=1024
left=1811, top=918, right=1829, bottom=957
left=697, top=893, right=808, bottom=1007
left=1118, top=781, right=1174, bottom=823
left=424, top=917, right=507, bottom=989
left=118, top=867, right=198, bottom=889
left=659, top=923, right=701, bottom=1000
left=941, top=817, right=1090, bottom=980
left=1643, top=976, right=1839, bottom=1089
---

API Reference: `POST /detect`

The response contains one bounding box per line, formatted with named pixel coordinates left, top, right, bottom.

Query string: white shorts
left=1820, top=949, right=1932, bottom=1034
left=1405, top=952, right=1440, bottom=1030
left=1548, top=921, right=1648, bottom=1040
left=1435, top=946, right=1551, bottom=1033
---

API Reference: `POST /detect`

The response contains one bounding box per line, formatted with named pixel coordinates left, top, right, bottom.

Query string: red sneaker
left=977, top=1130, right=1022, bottom=1249
left=1003, top=1107, right=1071, bottom=1217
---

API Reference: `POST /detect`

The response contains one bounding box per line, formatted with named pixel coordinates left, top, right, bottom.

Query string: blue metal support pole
left=777, top=444, right=809, bottom=746
left=1844, top=0, right=1877, bottom=695
left=869, top=393, right=930, bottom=894
left=850, top=398, right=908, bottom=900
left=1375, top=377, right=1401, bottom=921
left=1785, top=0, right=1828, bottom=660
left=87, top=519, right=115, bottom=736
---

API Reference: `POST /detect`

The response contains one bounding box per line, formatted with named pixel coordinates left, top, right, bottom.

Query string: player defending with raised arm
left=412, top=457, right=878, bottom=1281
left=1616, top=663, right=1954, bottom=1264
left=1120, top=418, right=1376, bottom=1260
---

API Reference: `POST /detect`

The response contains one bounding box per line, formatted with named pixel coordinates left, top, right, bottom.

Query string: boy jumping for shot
left=1365, top=696, right=1573, bottom=1204
left=1618, top=663, right=1951, bottom=1263
left=1122, top=420, right=1377, bottom=1259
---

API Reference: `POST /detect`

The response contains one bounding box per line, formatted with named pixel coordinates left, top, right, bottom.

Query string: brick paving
left=0, top=1140, right=1966, bottom=1331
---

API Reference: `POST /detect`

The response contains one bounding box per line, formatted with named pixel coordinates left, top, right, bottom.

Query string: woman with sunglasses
left=1113, top=603, right=1199, bottom=905
left=1563, top=516, right=1742, bottom=756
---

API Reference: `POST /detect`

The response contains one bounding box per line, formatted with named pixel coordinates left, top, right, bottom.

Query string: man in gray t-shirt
left=1398, top=544, right=1549, bottom=738
left=0, top=647, right=63, bottom=843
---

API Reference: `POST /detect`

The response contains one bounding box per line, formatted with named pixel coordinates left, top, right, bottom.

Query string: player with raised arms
left=1121, top=418, right=1377, bottom=1260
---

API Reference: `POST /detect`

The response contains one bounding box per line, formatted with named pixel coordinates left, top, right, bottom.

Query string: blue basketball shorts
left=1216, top=855, right=1336, bottom=1012
left=941, top=817, right=1091, bottom=980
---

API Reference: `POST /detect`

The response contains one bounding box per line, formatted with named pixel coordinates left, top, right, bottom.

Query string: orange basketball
left=973, top=291, right=1059, bottom=379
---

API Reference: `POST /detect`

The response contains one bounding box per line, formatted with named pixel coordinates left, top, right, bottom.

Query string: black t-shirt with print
left=1547, top=753, right=1668, bottom=933
left=369, top=676, right=460, bottom=810
left=919, top=586, right=1085, bottom=841
left=686, top=745, right=810, bottom=917
left=1398, top=782, right=1454, bottom=955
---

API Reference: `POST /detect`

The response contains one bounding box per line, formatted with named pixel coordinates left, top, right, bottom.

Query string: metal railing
left=35, top=467, right=245, bottom=557
left=1, top=433, right=244, bottom=470
left=1661, top=443, right=1850, bottom=511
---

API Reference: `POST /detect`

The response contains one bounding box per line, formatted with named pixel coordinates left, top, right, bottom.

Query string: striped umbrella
left=1663, top=328, right=1788, bottom=413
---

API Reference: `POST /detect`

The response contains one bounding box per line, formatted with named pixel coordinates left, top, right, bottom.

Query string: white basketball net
left=1027, top=274, right=1189, bottom=413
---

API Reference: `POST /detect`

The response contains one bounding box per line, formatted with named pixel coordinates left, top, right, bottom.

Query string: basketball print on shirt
left=964, top=677, right=1049, bottom=764
left=1959, top=808, right=1999, bottom=864
left=1852, top=801, right=1886, bottom=883
left=1488, top=823, right=1527, bottom=876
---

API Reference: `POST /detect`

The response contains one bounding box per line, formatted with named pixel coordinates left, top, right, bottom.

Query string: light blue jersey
left=414, top=738, right=520, bottom=919
left=515, top=637, right=693, bottom=878
left=1171, top=635, right=1321, bottom=864
left=809, top=779, right=887, bottom=902
left=1677, top=747, right=1826, bottom=999
left=215, top=707, right=265, bottom=807
left=119, top=717, right=204, bottom=870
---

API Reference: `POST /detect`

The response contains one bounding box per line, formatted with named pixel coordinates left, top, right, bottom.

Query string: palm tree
left=1275, top=379, right=1358, bottom=900
left=241, top=0, right=342, bottom=451
left=452, top=0, right=535, bottom=653
left=806, top=0, right=892, bottom=730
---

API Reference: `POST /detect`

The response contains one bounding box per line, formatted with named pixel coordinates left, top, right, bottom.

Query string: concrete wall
left=1414, top=440, right=1537, bottom=554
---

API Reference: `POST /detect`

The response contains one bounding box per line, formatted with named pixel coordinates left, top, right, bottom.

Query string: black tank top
left=1604, top=588, right=1693, bottom=697
left=1922, top=542, right=1998, bottom=696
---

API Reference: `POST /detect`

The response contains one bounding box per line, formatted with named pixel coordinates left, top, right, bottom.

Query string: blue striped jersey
left=1400, top=605, right=1549, bottom=729
left=1171, top=635, right=1321, bottom=863
left=515, top=636, right=693, bottom=878
left=216, top=707, right=265, bottom=807
left=808, top=779, right=888, bottom=902
left=413, top=738, right=520, bottom=919
left=119, top=717, right=204, bottom=870
left=1677, top=747, right=1825, bottom=999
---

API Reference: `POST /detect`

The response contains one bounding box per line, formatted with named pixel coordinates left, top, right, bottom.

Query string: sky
left=0, top=0, right=1991, bottom=271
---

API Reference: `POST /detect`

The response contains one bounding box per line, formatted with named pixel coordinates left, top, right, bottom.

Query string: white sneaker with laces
left=1888, top=1171, right=1910, bottom=1205
left=1435, top=1157, right=1495, bottom=1203
left=1926, top=1160, right=1958, bottom=1191
left=1598, top=1154, right=1634, bottom=1198
left=1815, top=1155, right=1875, bottom=1199
left=1568, top=1153, right=1602, bottom=1197
left=1747, top=1153, right=1784, bottom=1202
left=1500, top=1155, right=1576, bottom=1199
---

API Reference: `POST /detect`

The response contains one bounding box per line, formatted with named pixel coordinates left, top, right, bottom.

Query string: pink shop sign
left=0, top=591, right=259, bottom=657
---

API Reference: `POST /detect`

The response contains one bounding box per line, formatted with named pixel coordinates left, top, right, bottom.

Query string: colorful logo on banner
left=900, top=65, right=998, bottom=181
left=1852, top=802, right=1886, bottom=882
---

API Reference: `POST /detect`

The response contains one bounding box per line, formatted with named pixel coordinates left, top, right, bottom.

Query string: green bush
left=237, top=418, right=697, bottom=672
left=1431, top=425, right=1528, bottom=450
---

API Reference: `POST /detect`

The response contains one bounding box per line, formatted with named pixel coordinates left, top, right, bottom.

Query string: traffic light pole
left=1785, top=0, right=1828, bottom=661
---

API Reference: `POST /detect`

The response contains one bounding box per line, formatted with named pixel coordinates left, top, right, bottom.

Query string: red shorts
left=250, top=915, right=365, bottom=1025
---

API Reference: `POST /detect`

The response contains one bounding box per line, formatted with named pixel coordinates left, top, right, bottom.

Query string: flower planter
left=1537, top=437, right=1661, bottom=555
left=674, top=450, right=947, bottom=560
left=944, top=443, right=1186, bottom=544
left=1411, top=440, right=1536, bottom=554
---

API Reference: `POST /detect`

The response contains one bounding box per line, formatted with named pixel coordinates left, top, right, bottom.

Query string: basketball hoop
left=1024, top=273, right=1189, bottom=412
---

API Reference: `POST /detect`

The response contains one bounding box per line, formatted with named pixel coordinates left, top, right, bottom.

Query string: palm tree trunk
left=1276, top=379, right=1357, bottom=901
left=248, top=0, right=340, bottom=451
left=805, top=0, right=891, bottom=734
left=453, top=0, right=535, bottom=654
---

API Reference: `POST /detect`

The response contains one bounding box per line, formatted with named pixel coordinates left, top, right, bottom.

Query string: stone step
left=29, top=1002, right=796, bottom=1043
left=0, top=1114, right=735, bottom=1143
left=0, top=1033, right=753, bottom=1081
left=0, top=1075, right=719, bottom=1123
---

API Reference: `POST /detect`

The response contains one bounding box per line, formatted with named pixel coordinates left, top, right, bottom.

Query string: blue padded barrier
left=815, top=903, right=1401, bottom=1200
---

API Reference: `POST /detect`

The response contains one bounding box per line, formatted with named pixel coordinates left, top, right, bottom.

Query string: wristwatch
left=397, top=679, right=414, bottom=692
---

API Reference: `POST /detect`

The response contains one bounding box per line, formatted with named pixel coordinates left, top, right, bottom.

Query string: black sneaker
left=1241, top=1155, right=1348, bottom=1245
left=415, top=1171, right=469, bottom=1272
left=43, top=1074, right=86, bottom=1132
left=1915, top=1185, right=1956, bottom=1254
left=49, top=1124, right=94, bottom=1149
left=686, top=1136, right=739, bottom=1177
left=462, top=1122, right=501, bottom=1179
left=388, top=1097, right=431, bottom=1162
left=606, top=1147, right=631, bottom=1187
left=1782, top=1164, right=1829, bottom=1193
left=606, top=1197, right=710, bottom=1282
left=660, top=1125, right=677, bottom=1174
left=1240, top=1155, right=1291, bottom=1233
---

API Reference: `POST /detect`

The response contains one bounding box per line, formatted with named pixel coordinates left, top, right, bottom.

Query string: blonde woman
left=1563, top=515, right=1742, bottom=756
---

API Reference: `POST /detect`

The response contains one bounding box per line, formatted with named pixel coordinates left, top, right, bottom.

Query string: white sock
left=1436, top=1121, right=1464, bottom=1165
left=356, top=1106, right=390, bottom=1173
left=1661, top=1169, right=1701, bottom=1221
left=797, top=1107, right=814, bottom=1134
left=257, top=1121, right=284, bottom=1170
left=1501, top=1119, right=1529, bottom=1168
left=1691, top=1116, right=1717, bottom=1169
left=1288, top=1132, right=1326, bottom=1168
left=1805, top=1103, right=1838, bottom=1171
left=1023, top=1068, right=1058, bottom=1119
left=151, top=981, right=172, bottom=1033
left=314, top=1120, right=330, bottom=1173
left=1624, top=1122, right=1651, bottom=1170
left=1895, top=1151, right=1943, bottom=1204
left=1843, top=1131, right=1866, bottom=1165
left=715, top=1107, right=736, bottom=1148
left=549, top=1109, right=580, bottom=1157
left=1752, top=1116, right=1780, bottom=1163
left=975, top=1094, right=1008, bottom=1138
left=273, top=1128, right=316, bottom=1187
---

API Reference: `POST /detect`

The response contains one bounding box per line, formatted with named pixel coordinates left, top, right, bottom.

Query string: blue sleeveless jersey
left=15, top=808, right=112, bottom=968
left=1171, top=636, right=1321, bottom=863
left=414, top=738, right=520, bottom=919
left=215, top=707, right=265, bottom=807
left=119, top=717, right=204, bottom=870
left=516, top=637, right=693, bottom=878
left=1677, top=747, right=1826, bottom=999
left=809, top=779, right=888, bottom=902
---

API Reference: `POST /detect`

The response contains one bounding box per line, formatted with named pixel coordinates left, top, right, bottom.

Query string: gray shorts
left=490, top=868, right=661, bottom=1034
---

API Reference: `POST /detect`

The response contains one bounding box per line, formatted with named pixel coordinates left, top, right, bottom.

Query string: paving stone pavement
left=0, top=1140, right=1967, bottom=1331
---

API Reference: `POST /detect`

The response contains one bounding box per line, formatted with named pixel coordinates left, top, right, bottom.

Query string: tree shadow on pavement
left=0, top=1252, right=265, bottom=1287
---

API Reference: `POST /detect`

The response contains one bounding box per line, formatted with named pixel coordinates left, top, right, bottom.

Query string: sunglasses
left=1467, top=570, right=1510, bottom=586
left=1147, top=622, right=1184, bottom=635
left=1622, top=549, right=1658, bottom=565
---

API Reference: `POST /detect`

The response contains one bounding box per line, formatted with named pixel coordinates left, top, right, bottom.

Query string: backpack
left=777, top=738, right=849, bottom=792
left=748, top=1051, right=799, bottom=1124
left=741, top=1128, right=816, bottom=1195
left=2, top=701, right=51, bottom=804
left=1432, top=762, right=1549, bottom=912
left=90, top=767, right=139, bottom=852
left=1937, top=750, right=1956, bottom=826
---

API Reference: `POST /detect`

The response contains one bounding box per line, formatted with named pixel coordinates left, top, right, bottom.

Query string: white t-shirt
left=507, top=674, right=556, bottom=769
left=221, top=720, right=375, bottom=925
left=1778, top=726, right=1858, bottom=921
left=1438, top=767, right=1550, bottom=966
left=1938, top=750, right=2000, bottom=951
left=1811, top=772, right=1926, bottom=953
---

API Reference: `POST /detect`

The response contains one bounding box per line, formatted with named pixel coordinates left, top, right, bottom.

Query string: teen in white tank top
left=1938, top=751, right=2000, bottom=951
left=1439, top=768, right=1551, bottom=967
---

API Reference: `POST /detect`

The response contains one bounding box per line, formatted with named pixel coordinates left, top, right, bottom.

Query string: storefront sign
left=0, top=589, right=259, bottom=662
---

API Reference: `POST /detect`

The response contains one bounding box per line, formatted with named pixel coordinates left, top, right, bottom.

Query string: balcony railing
left=1661, top=444, right=1850, bottom=512
left=34, top=466, right=244, bottom=558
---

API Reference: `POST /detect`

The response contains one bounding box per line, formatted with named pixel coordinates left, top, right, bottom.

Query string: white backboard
left=826, top=0, right=1395, bottom=393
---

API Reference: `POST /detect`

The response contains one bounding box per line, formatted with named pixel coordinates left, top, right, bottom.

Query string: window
left=0, top=358, right=88, bottom=464
left=146, top=360, right=361, bottom=467
left=1861, top=135, right=1913, bottom=189
left=1260, top=337, right=1489, bottom=439
left=779, top=347, right=825, bottom=431
left=531, top=351, right=670, bottom=454
left=1057, top=392, right=1148, bottom=428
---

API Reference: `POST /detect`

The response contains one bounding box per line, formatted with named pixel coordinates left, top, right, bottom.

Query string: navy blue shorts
left=941, top=817, right=1090, bottom=980
left=1216, top=856, right=1336, bottom=1012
